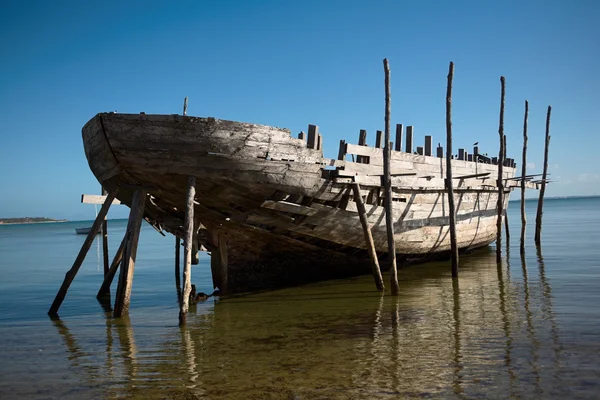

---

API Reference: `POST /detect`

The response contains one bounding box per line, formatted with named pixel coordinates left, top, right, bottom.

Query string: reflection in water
left=50, top=247, right=573, bottom=399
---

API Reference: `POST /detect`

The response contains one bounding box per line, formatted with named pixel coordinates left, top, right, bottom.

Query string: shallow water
left=0, top=197, right=599, bottom=399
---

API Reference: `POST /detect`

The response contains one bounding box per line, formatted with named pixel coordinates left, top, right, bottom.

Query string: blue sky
left=1, top=0, right=598, bottom=220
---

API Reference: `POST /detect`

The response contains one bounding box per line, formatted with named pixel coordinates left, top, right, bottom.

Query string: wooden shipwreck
left=80, top=112, right=537, bottom=296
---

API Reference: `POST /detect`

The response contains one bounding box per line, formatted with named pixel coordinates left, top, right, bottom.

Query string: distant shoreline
left=0, top=219, right=69, bottom=226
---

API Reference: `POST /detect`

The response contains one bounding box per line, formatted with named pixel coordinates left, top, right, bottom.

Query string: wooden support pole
left=175, top=237, right=182, bottom=302
left=97, top=231, right=129, bottom=299
left=102, top=188, right=110, bottom=277
left=503, top=135, right=510, bottom=243
left=383, top=58, right=399, bottom=295
left=446, top=62, right=459, bottom=277
left=375, top=130, right=383, bottom=148
left=395, top=124, right=403, bottom=152
left=317, top=134, right=323, bottom=152
left=351, top=183, right=384, bottom=291
left=424, top=135, right=432, bottom=156
left=48, top=190, right=118, bottom=317
left=458, top=148, right=465, bottom=160
left=307, top=124, right=318, bottom=149
left=357, top=129, right=367, bottom=163
left=535, top=106, right=552, bottom=245
left=337, top=140, right=347, bottom=160
left=496, top=77, right=506, bottom=263
left=405, top=126, right=413, bottom=153
left=520, top=100, right=529, bottom=254
left=179, top=176, right=196, bottom=326
left=217, top=233, right=228, bottom=294
left=437, top=145, right=444, bottom=158
left=113, top=189, right=147, bottom=318
left=183, top=96, right=188, bottom=116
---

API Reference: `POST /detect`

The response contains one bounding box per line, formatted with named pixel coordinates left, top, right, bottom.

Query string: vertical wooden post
left=298, top=131, right=306, bottom=141
left=113, top=189, right=147, bottom=318
left=520, top=101, right=529, bottom=254
left=307, top=124, right=319, bottom=149
left=424, top=135, right=432, bottom=156
left=337, top=140, right=347, bottom=160
left=351, top=183, right=384, bottom=291
left=383, top=58, right=399, bottom=295
left=97, top=231, right=129, bottom=298
left=48, top=190, right=118, bottom=317
left=102, top=187, right=110, bottom=278
left=416, top=146, right=424, bottom=155
left=496, top=77, right=506, bottom=263
left=183, top=96, right=188, bottom=116
left=437, top=145, right=444, bottom=158
left=473, top=145, right=479, bottom=162
left=395, top=124, right=403, bottom=152
left=535, top=106, right=552, bottom=245
left=175, top=237, right=182, bottom=301
left=317, top=134, right=323, bottom=152
left=446, top=62, right=459, bottom=277
left=218, top=233, right=228, bottom=294
left=405, top=126, right=413, bottom=153
left=503, top=135, right=510, bottom=243
left=375, top=130, right=383, bottom=148
left=179, top=176, right=196, bottom=326
left=357, top=129, right=368, bottom=163
left=458, top=149, right=465, bottom=160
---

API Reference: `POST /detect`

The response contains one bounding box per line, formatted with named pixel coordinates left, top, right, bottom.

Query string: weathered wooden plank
left=81, top=194, right=122, bottom=205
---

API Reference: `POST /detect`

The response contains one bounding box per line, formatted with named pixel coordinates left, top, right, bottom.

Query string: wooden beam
left=424, top=135, right=432, bottom=156
left=179, top=176, right=196, bottom=326
left=446, top=61, right=459, bottom=277
left=375, top=130, right=383, bottom=148
left=97, top=231, right=129, bottom=299
left=535, top=106, right=551, bottom=246
left=357, top=129, right=368, bottom=163
left=395, top=124, right=403, bottom=152
left=406, top=126, right=413, bottom=153
left=454, top=172, right=490, bottom=179
left=351, top=183, right=384, bottom=291
left=175, top=237, right=182, bottom=304
left=307, top=124, right=318, bottom=149
left=383, top=58, right=399, bottom=295
left=81, top=194, right=122, bottom=205
left=337, top=140, right=347, bottom=161
left=496, top=77, right=506, bottom=263
left=48, top=190, right=118, bottom=317
left=101, top=188, right=110, bottom=277
left=113, top=188, right=146, bottom=318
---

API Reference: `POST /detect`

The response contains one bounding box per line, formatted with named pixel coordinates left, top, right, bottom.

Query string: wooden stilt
left=520, top=101, right=528, bottom=254
left=113, top=189, right=147, bottom=318
left=175, top=237, right=182, bottom=303
left=496, top=77, right=506, bottom=263
left=48, top=190, right=118, bottom=317
left=535, top=106, right=551, bottom=245
left=446, top=62, right=459, bottom=277
left=351, top=183, right=384, bottom=291
left=217, top=233, right=228, bottom=294
left=383, top=58, right=399, bottom=295
left=97, top=231, right=129, bottom=298
left=503, top=135, right=510, bottom=244
left=102, top=188, right=110, bottom=277
left=179, top=176, right=196, bottom=326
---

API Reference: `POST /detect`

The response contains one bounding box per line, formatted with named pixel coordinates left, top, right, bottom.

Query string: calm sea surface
left=0, top=197, right=599, bottom=399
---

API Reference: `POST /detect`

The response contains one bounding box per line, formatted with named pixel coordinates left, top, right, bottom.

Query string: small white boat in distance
left=75, top=227, right=98, bottom=235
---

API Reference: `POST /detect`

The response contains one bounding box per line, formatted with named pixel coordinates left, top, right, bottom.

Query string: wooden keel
left=383, top=58, right=399, bottom=295
left=97, top=231, right=129, bottom=298
left=113, top=189, right=147, bottom=318
left=48, top=190, right=118, bottom=317
left=446, top=61, right=459, bottom=277
left=351, top=183, right=384, bottom=291
left=179, top=176, right=196, bottom=326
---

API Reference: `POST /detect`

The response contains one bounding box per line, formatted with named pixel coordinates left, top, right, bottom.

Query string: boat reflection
left=52, top=247, right=562, bottom=398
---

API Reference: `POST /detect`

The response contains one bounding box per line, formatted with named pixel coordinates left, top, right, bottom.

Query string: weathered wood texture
left=81, top=194, right=122, bottom=205
left=97, top=231, right=129, bottom=298
left=352, top=183, right=384, bottom=291
left=535, top=106, right=551, bottom=245
left=175, top=237, right=181, bottom=302
left=446, top=61, right=459, bottom=277
left=113, top=189, right=146, bottom=318
left=496, top=77, right=506, bottom=263
left=179, top=177, right=196, bottom=326
left=48, top=190, right=118, bottom=317
left=520, top=100, right=528, bottom=254
left=383, top=58, right=399, bottom=295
